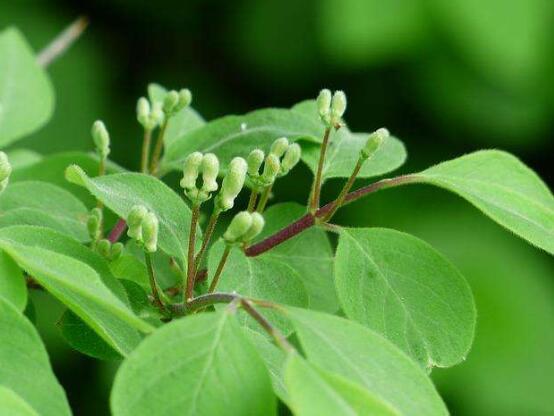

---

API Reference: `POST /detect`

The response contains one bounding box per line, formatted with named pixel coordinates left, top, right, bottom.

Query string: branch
left=245, top=174, right=417, bottom=257
left=37, top=16, right=89, bottom=68
left=108, top=218, right=127, bottom=243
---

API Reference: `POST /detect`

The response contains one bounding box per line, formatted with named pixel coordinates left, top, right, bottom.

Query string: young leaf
left=293, top=101, right=407, bottom=181
left=65, top=167, right=199, bottom=266
left=411, top=150, right=554, bottom=254
left=111, top=310, right=277, bottom=416
left=285, top=353, right=399, bottom=416
left=0, top=181, right=88, bottom=241
left=5, top=148, right=42, bottom=170
left=0, top=28, right=54, bottom=146
left=0, top=386, right=39, bottom=416
left=260, top=203, right=338, bottom=312
left=0, top=249, right=26, bottom=311
left=148, top=83, right=206, bottom=149
left=286, top=307, right=448, bottom=416
left=161, top=108, right=323, bottom=173
left=208, top=240, right=308, bottom=332
left=335, top=227, right=476, bottom=369
left=0, top=297, right=71, bottom=416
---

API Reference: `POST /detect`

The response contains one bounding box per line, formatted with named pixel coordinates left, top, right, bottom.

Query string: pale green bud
left=87, top=215, right=100, bottom=240
left=136, top=97, right=150, bottom=126
left=317, top=89, right=332, bottom=119
left=261, top=154, right=280, bottom=184
left=270, top=137, right=289, bottom=158
left=92, top=120, right=110, bottom=159
left=360, top=128, right=389, bottom=160
left=0, top=152, right=12, bottom=182
left=223, top=211, right=252, bottom=244
left=110, top=242, right=123, bottom=261
left=163, top=90, right=180, bottom=114
left=90, top=207, right=103, bottom=221
left=127, top=205, right=148, bottom=241
left=177, top=88, right=192, bottom=110
left=330, top=90, right=347, bottom=120
left=200, top=153, right=219, bottom=193
left=180, top=152, right=203, bottom=190
left=97, top=239, right=111, bottom=258
left=281, top=143, right=301, bottom=175
left=142, top=212, right=159, bottom=253
left=216, top=157, right=247, bottom=211
left=241, top=212, right=264, bottom=243
left=247, top=149, right=265, bottom=176
left=150, top=102, right=164, bottom=126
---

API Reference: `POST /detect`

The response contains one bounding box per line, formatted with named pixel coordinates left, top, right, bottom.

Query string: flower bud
left=137, top=97, right=150, bottom=126
left=223, top=211, right=252, bottom=244
left=261, top=154, right=280, bottom=185
left=127, top=205, right=148, bottom=241
left=330, top=90, right=347, bottom=120
left=270, top=137, right=289, bottom=158
left=317, top=89, right=332, bottom=119
left=177, top=88, right=192, bottom=110
left=163, top=90, right=180, bottom=114
left=142, top=212, right=159, bottom=253
left=97, top=239, right=111, bottom=258
left=110, top=242, right=124, bottom=261
left=247, top=149, right=265, bottom=176
left=360, top=128, right=389, bottom=160
left=200, top=153, right=219, bottom=193
left=180, top=152, right=203, bottom=190
left=216, top=157, right=247, bottom=211
left=92, top=120, right=110, bottom=159
left=281, top=143, right=301, bottom=175
left=241, top=212, right=264, bottom=243
left=150, top=102, right=164, bottom=126
left=0, top=152, right=12, bottom=182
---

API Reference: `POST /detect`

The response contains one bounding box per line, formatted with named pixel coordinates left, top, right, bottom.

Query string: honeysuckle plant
left=0, top=20, right=553, bottom=416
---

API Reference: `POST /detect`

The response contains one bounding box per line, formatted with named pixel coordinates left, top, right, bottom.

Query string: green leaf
left=11, top=151, right=124, bottom=206
left=208, top=240, right=308, bottom=332
left=0, top=225, right=152, bottom=356
left=111, top=310, right=276, bottom=416
left=0, top=386, right=39, bottom=416
left=65, top=167, right=198, bottom=266
left=148, top=83, right=206, bottom=149
left=293, top=101, right=407, bottom=181
left=285, top=353, right=399, bottom=416
left=260, top=203, right=338, bottom=312
left=286, top=307, right=448, bottom=416
left=161, top=107, right=323, bottom=173
left=0, top=249, right=26, bottom=310
left=0, top=27, right=54, bottom=146
left=0, top=297, right=70, bottom=416
left=336, top=227, right=476, bottom=369
left=0, top=181, right=88, bottom=241
left=4, top=148, right=42, bottom=170
left=411, top=150, right=554, bottom=254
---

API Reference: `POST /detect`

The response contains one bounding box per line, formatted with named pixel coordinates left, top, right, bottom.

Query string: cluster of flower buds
left=223, top=211, right=265, bottom=245
left=180, top=152, right=220, bottom=205
left=91, top=121, right=111, bottom=160
left=86, top=207, right=103, bottom=241
left=360, top=128, right=389, bottom=160
left=0, top=152, right=12, bottom=193
left=96, top=239, right=123, bottom=261
left=136, top=97, right=164, bottom=131
left=214, top=157, right=247, bottom=212
left=127, top=205, right=159, bottom=253
left=317, top=89, right=347, bottom=129
left=162, top=89, right=192, bottom=117
left=247, top=137, right=301, bottom=191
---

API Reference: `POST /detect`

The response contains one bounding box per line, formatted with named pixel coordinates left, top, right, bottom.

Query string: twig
left=184, top=205, right=200, bottom=300
left=108, top=218, right=127, bottom=243
left=256, top=184, right=272, bottom=213
left=321, top=157, right=363, bottom=222
left=145, top=252, right=165, bottom=312
left=140, top=129, right=153, bottom=173
left=208, top=246, right=231, bottom=293
left=308, top=127, right=331, bottom=212
left=37, top=16, right=89, bottom=68
left=149, top=119, right=169, bottom=175
left=194, top=210, right=220, bottom=273
left=247, top=190, right=258, bottom=212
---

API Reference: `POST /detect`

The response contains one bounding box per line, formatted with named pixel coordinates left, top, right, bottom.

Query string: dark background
left=2, top=0, right=553, bottom=415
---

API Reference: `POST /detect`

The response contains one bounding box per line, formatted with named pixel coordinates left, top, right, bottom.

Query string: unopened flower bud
left=200, top=153, right=219, bottom=193
left=331, top=90, right=347, bottom=120
left=177, top=88, right=192, bottom=110
left=142, top=212, right=159, bottom=253
left=216, top=157, right=247, bottom=211
left=127, top=205, right=148, bottom=241
left=261, top=154, right=280, bottom=184
left=360, top=128, right=389, bottom=160
left=241, top=212, right=264, bottom=243
left=87, top=208, right=103, bottom=240
left=150, top=102, right=164, bottom=126
left=281, top=143, right=301, bottom=175
left=92, top=121, right=110, bottom=159
left=163, top=90, right=179, bottom=114
left=247, top=149, right=265, bottom=176
left=317, top=89, right=332, bottom=119
left=137, top=97, right=150, bottom=126
left=110, top=242, right=123, bottom=261
left=180, top=152, right=203, bottom=190
left=270, top=137, right=289, bottom=158
left=97, top=239, right=111, bottom=258
left=0, top=152, right=12, bottom=182
left=223, top=211, right=252, bottom=244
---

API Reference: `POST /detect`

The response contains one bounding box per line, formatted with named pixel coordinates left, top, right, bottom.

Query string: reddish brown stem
left=108, top=218, right=127, bottom=243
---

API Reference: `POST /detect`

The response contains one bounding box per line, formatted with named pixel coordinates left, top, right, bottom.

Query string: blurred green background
left=2, top=0, right=553, bottom=414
